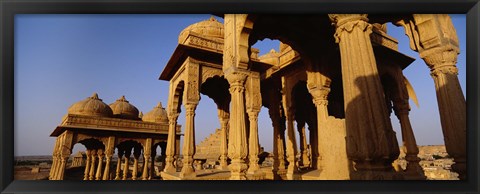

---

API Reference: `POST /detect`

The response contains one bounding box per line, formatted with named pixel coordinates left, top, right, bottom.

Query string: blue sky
left=14, top=14, right=466, bottom=156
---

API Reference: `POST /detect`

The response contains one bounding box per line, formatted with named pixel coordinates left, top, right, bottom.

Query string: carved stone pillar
left=150, top=148, right=156, bottom=180
left=95, top=149, right=104, bottom=180
left=268, top=94, right=287, bottom=176
left=309, top=124, right=318, bottom=169
left=329, top=14, right=400, bottom=179
left=57, top=156, right=69, bottom=180
left=297, top=122, right=310, bottom=168
left=142, top=139, right=152, bottom=180
left=49, top=138, right=60, bottom=180
left=132, top=147, right=141, bottom=180
left=422, top=48, right=466, bottom=180
left=393, top=99, right=425, bottom=179
left=164, top=113, right=179, bottom=173
left=89, top=149, right=97, bottom=180
left=218, top=109, right=229, bottom=170
left=115, top=150, right=124, bottom=180
left=247, top=110, right=261, bottom=174
left=160, top=145, right=167, bottom=172
left=397, top=14, right=465, bottom=179
left=225, top=72, right=248, bottom=180
left=102, top=137, right=115, bottom=180
left=245, top=73, right=262, bottom=175
left=84, top=149, right=91, bottom=180
left=309, top=88, right=329, bottom=170
left=54, top=131, right=73, bottom=180
left=281, top=76, right=298, bottom=180
left=123, top=149, right=131, bottom=180
left=180, top=103, right=198, bottom=178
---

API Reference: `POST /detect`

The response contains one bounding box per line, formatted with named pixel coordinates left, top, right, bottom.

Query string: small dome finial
left=209, top=16, right=216, bottom=21
left=269, top=49, right=276, bottom=53
left=157, top=102, right=163, bottom=108
left=118, top=95, right=128, bottom=102
left=139, top=111, right=143, bottom=118
left=90, top=93, right=99, bottom=99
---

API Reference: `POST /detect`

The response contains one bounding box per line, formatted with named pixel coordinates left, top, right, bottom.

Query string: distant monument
left=48, top=94, right=181, bottom=180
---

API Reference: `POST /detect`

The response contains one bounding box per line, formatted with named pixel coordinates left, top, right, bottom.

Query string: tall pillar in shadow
left=396, top=14, right=466, bottom=179
left=329, top=14, right=400, bottom=180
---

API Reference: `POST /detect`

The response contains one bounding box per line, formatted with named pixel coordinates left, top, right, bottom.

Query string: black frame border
left=1, top=0, right=479, bottom=193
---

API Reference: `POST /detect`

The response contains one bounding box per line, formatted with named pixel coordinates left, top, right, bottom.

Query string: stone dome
left=109, top=95, right=140, bottom=120
left=258, top=49, right=280, bottom=66
left=178, top=16, right=224, bottom=43
left=142, top=102, right=168, bottom=123
left=67, top=93, right=114, bottom=117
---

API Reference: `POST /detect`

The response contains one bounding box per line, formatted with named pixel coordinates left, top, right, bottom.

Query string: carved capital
left=309, top=88, right=330, bottom=106
left=420, top=47, right=459, bottom=77
left=329, top=14, right=372, bottom=43
left=329, top=14, right=368, bottom=26
left=247, top=110, right=259, bottom=122
left=225, top=71, right=248, bottom=87
left=168, top=113, right=180, bottom=125
left=185, top=103, right=197, bottom=117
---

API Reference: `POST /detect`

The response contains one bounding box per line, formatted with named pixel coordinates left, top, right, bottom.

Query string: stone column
left=424, top=48, right=466, bottom=180
left=142, top=138, right=152, bottom=180
left=284, top=108, right=298, bottom=180
left=114, top=150, right=124, bottom=180
left=123, top=149, right=131, bottom=180
left=58, top=156, right=69, bottom=180
left=268, top=95, right=287, bottom=176
left=102, top=137, right=115, bottom=180
left=103, top=153, right=112, bottom=180
left=225, top=72, right=249, bottom=180
left=329, top=14, right=400, bottom=179
left=132, top=147, right=141, bottom=180
left=150, top=148, right=156, bottom=180
left=281, top=77, right=298, bottom=180
left=49, top=138, right=60, bottom=180
left=309, top=88, right=330, bottom=170
left=83, top=149, right=91, bottom=180
left=297, top=122, right=310, bottom=168
left=415, top=15, right=466, bottom=180
left=179, top=103, right=198, bottom=178
left=89, top=149, right=97, bottom=180
left=160, top=144, right=167, bottom=171
left=393, top=98, right=425, bottom=179
left=247, top=110, right=261, bottom=174
left=164, top=113, right=179, bottom=173
left=218, top=109, right=229, bottom=170
left=95, top=149, right=104, bottom=180
left=309, top=124, right=318, bottom=169
left=54, top=131, right=73, bottom=180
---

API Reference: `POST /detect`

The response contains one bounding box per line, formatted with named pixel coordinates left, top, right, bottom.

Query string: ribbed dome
left=109, top=95, right=140, bottom=120
left=258, top=49, right=280, bottom=66
left=178, top=16, right=224, bottom=43
left=142, top=102, right=168, bottom=123
left=67, top=93, right=113, bottom=117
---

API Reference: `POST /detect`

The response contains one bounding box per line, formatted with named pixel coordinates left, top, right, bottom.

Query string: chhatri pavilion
left=49, top=14, right=466, bottom=180
left=49, top=94, right=181, bottom=180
